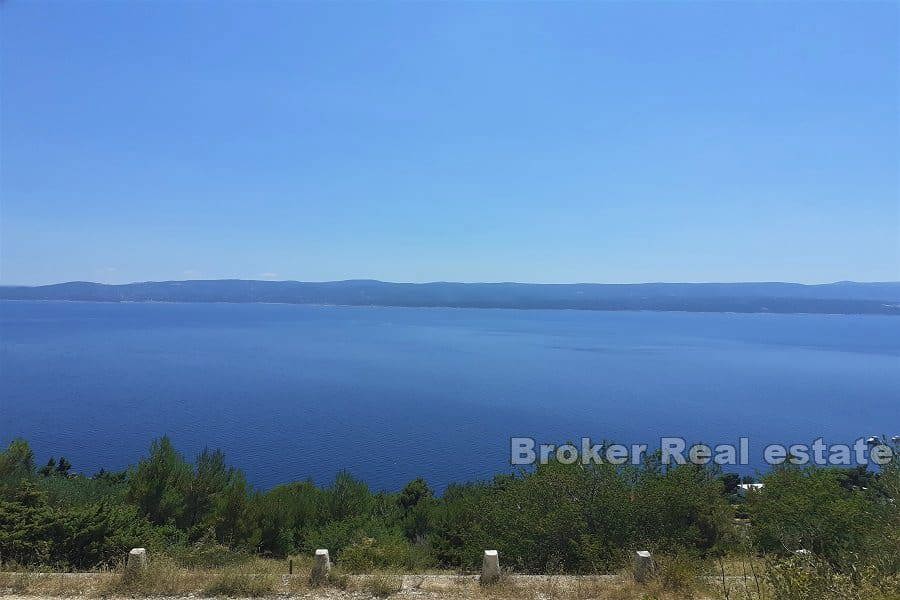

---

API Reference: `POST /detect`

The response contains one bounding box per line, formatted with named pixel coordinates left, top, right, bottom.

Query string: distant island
left=2, top=279, right=899, bottom=315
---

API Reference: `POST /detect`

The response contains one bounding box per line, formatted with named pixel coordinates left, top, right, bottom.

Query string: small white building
left=737, top=483, right=764, bottom=496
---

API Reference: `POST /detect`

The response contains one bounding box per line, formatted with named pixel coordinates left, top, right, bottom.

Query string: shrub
left=0, top=439, right=35, bottom=486
left=338, top=533, right=433, bottom=572
left=105, top=556, right=195, bottom=596
left=5, top=434, right=891, bottom=581
left=651, top=553, right=707, bottom=595
left=748, top=466, right=886, bottom=564
left=765, top=554, right=864, bottom=600
left=632, top=464, right=733, bottom=554
left=304, top=515, right=373, bottom=557
left=168, top=539, right=252, bottom=568
left=0, top=481, right=167, bottom=569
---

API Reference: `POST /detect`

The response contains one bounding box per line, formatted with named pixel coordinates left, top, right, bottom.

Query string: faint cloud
left=183, top=269, right=200, bottom=277
left=259, top=272, right=279, bottom=280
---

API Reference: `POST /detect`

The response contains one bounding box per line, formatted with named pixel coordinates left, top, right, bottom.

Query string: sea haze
left=1, top=300, right=898, bottom=492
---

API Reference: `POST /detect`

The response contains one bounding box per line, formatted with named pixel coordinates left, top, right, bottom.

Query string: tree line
left=0, top=436, right=896, bottom=577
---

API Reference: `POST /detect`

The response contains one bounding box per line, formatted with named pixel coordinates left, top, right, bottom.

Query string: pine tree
left=56, top=456, right=72, bottom=476
left=38, top=458, right=57, bottom=477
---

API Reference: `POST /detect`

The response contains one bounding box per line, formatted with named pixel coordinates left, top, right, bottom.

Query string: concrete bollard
left=481, top=550, right=500, bottom=585
left=633, top=550, right=656, bottom=583
left=125, top=548, right=148, bottom=578
left=309, top=549, right=331, bottom=584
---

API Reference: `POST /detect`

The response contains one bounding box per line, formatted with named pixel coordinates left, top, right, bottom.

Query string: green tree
left=39, top=458, right=57, bottom=477
left=0, top=481, right=54, bottom=565
left=126, top=436, right=191, bottom=525
left=429, top=482, right=490, bottom=568
left=324, top=471, right=374, bottom=522
left=633, top=463, right=732, bottom=553
left=399, top=478, right=431, bottom=511
left=748, top=466, right=885, bottom=565
left=0, top=480, right=160, bottom=569
left=215, top=470, right=251, bottom=546
left=398, top=478, right=433, bottom=542
left=56, top=456, right=72, bottom=476
left=184, top=448, right=233, bottom=535
left=0, top=438, right=35, bottom=485
left=472, top=463, right=594, bottom=572
left=247, top=492, right=294, bottom=556
left=719, top=472, right=740, bottom=495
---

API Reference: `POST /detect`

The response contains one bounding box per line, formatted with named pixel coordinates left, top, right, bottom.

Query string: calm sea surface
left=1, top=300, right=898, bottom=492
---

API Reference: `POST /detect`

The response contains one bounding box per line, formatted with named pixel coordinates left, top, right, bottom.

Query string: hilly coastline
left=2, top=279, right=899, bottom=315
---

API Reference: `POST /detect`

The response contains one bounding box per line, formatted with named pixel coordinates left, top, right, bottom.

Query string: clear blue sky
left=1, top=1, right=898, bottom=285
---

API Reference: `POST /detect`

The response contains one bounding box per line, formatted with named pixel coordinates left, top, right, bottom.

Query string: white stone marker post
left=634, top=550, right=655, bottom=583
left=125, top=548, right=148, bottom=578
left=310, top=549, right=331, bottom=584
left=481, top=550, right=500, bottom=584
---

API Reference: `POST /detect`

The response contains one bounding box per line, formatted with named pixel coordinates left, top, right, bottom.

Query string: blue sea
left=1, top=300, right=898, bottom=492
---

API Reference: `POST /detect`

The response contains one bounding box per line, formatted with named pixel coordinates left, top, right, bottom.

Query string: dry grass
left=0, top=557, right=769, bottom=600
left=0, top=572, right=36, bottom=595
left=326, top=566, right=352, bottom=590
left=469, top=573, right=718, bottom=600
left=102, top=556, right=208, bottom=596
left=364, top=572, right=404, bottom=597
left=94, top=555, right=308, bottom=597
left=16, top=554, right=314, bottom=597
left=0, top=571, right=114, bottom=597
left=201, top=571, right=278, bottom=597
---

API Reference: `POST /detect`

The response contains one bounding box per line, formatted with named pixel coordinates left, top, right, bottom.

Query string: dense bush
left=427, top=460, right=732, bottom=573
left=0, top=480, right=167, bottom=569
left=0, top=436, right=896, bottom=579
left=749, top=459, right=899, bottom=579
left=749, top=467, right=880, bottom=558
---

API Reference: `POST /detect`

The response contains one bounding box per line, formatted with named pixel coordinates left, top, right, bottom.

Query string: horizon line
left=3, top=278, right=899, bottom=288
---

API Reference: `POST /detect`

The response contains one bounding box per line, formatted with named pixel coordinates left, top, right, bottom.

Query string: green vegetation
left=1, top=436, right=897, bottom=599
